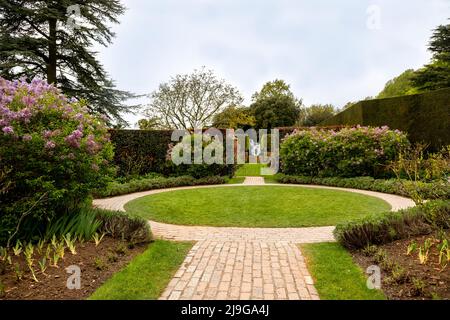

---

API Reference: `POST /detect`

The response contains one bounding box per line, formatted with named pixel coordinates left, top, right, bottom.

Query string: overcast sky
left=95, top=0, right=449, bottom=127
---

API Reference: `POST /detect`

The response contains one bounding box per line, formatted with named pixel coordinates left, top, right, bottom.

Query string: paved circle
left=93, top=178, right=414, bottom=300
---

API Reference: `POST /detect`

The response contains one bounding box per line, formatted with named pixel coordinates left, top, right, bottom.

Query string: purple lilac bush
left=280, top=126, right=410, bottom=177
left=0, top=77, right=113, bottom=243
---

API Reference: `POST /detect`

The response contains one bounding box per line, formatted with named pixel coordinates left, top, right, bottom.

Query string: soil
left=0, top=237, right=147, bottom=300
left=353, top=232, right=449, bottom=300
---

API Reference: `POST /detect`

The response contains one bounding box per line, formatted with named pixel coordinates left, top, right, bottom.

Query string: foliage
left=137, top=117, right=166, bottom=130
left=212, top=105, right=255, bottom=129
left=389, top=144, right=450, bottom=204
left=95, top=209, right=151, bottom=245
left=145, top=67, right=243, bottom=129
left=0, top=77, right=113, bottom=245
left=251, top=79, right=300, bottom=104
left=44, top=208, right=102, bottom=241
left=250, top=95, right=301, bottom=129
left=321, top=87, right=450, bottom=151
left=300, top=104, right=338, bottom=127
left=274, top=174, right=450, bottom=200
left=94, top=175, right=226, bottom=198
left=334, top=200, right=450, bottom=249
left=0, top=0, right=134, bottom=124
left=280, top=126, right=409, bottom=178
left=412, top=23, right=450, bottom=92
left=377, top=69, right=418, bottom=99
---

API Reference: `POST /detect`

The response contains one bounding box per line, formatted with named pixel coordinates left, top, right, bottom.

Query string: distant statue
left=249, top=139, right=261, bottom=157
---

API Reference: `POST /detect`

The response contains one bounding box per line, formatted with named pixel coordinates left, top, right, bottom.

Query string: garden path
left=93, top=179, right=414, bottom=300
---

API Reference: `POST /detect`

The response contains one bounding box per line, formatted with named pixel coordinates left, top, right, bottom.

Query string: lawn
left=301, top=242, right=386, bottom=300
left=89, top=240, right=192, bottom=300
left=125, top=186, right=391, bottom=227
left=235, top=163, right=268, bottom=176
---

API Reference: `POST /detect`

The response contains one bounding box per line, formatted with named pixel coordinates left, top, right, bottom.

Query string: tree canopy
left=412, top=23, right=450, bottom=91
left=0, top=0, right=133, bottom=124
left=301, top=104, right=337, bottom=127
left=212, top=105, right=255, bottom=129
left=145, top=68, right=243, bottom=130
left=377, top=69, right=418, bottom=99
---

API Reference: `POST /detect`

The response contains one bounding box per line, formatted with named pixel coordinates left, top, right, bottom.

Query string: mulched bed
left=0, top=237, right=147, bottom=300
left=353, top=232, right=449, bottom=300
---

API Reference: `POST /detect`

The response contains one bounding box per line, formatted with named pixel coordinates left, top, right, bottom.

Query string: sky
left=95, top=0, right=450, bottom=127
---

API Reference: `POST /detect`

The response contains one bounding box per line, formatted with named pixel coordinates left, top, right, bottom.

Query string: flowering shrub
left=0, top=77, right=113, bottom=244
left=280, top=126, right=410, bottom=177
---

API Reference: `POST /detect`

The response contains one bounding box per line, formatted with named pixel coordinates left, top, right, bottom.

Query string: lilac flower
left=2, top=126, right=14, bottom=135
left=23, top=134, right=32, bottom=141
left=65, top=129, right=83, bottom=148
left=21, top=96, right=36, bottom=107
left=45, top=140, right=56, bottom=149
left=91, top=163, right=99, bottom=172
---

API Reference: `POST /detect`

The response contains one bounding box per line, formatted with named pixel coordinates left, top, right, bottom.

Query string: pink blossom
left=45, top=140, right=56, bottom=149
left=2, top=126, right=14, bottom=135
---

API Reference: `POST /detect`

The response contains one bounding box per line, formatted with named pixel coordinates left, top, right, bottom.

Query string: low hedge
left=94, top=175, right=226, bottom=198
left=95, top=208, right=152, bottom=244
left=274, top=174, right=450, bottom=200
left=334, top=200, right=450, bottom=249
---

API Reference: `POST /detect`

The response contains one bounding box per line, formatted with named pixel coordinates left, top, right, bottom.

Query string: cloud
left=95, top=0, right=450, bottom=126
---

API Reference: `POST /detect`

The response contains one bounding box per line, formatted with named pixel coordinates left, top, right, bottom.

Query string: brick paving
left=93, top=180, right=415, bottom=300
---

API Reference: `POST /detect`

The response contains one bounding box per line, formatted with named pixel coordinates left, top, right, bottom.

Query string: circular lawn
left=124, top=186, right=391, bottom=228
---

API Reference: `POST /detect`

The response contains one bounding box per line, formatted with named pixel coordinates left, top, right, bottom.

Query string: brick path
left=93, top=180, right=414, bottom=300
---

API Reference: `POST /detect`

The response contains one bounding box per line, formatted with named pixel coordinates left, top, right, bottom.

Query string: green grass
left=89, top=240, right=192, bottom=300
left=226, top=176, right=245, bottom=184
left=301, top=242, right=386, bottom=300
left=125, top=186, right=391, bottom=228
left=235, top=163, right=269, bottom=176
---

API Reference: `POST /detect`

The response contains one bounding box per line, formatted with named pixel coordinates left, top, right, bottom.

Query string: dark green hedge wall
left=109, top=129, right=236, bottom=178
left=321, top=88, right=450, bottom=150
left=109, top=129, right=173, bottom=176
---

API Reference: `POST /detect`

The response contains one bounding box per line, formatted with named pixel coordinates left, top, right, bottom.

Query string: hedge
left=274, top=174, right=450, bottom=200
left=94, top=175, right=226, bottom=198
left=109, top=129, right=236, bottom=177
left=321, top=87, right=450, bottom=151
left=334, top=200, right=450, bottom=249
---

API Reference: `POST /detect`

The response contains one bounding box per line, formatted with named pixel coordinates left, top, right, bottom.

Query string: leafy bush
left=0, top=77, right=113, bottom=244
left=44, top=208, right=102, bottom=241
left=95, top=209, right=151, bottom=244
left=334, top=200, right=450, bottom=249
left=280, top=126, right=410, bottom=178
left=274, top=174, right=450, bottom=200
left=110, top=129, right=236, bottom=178
left=94, top=175, right=226, bottom=198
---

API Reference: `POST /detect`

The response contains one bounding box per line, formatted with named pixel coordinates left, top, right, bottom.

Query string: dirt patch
left=353, top=232, right=449, bottom=300
left=0, top=237, right=147, bottom=300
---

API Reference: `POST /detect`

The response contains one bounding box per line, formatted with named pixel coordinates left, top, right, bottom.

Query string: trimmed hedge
left=95, top=208, right=152, bottom=244
left=321, top=88, right=450, bottom=151
left=274, top=174, right=450, bottom=200
left=94, top=175, right=226, bottom=198
left=109, top=129, right=236, bottom=178
left=334, top=200, right=450, bottom=249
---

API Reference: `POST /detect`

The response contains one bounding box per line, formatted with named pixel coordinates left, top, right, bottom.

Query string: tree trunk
left=47, top=18, right=57, bottom=84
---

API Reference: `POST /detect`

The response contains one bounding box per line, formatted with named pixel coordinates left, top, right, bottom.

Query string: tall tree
left=412, top=23, right=450, bottom=91
left=212, top=105, right=255, bottom=129
left=252, top=79, right=301, bottom=105
left=145, top=68, right=243, bottom=130
left=0, top=0, right=134, bottom=124
left=377, top=69, right=418, bottom=98
left=250, top=79, right=302, bottom=129
left=301, top=104, right=337, bottom=127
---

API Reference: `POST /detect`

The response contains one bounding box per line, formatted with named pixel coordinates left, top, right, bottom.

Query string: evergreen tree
left=0, top=0, right=134, bottom=124
left=412, top=23, right=450, bottom=91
